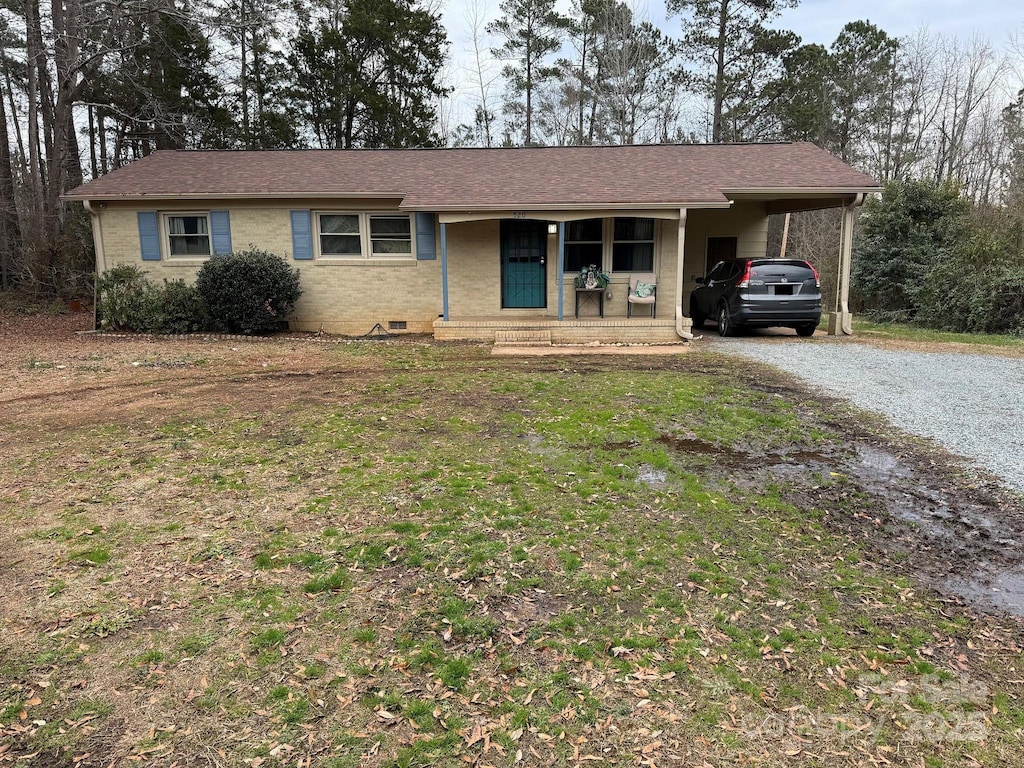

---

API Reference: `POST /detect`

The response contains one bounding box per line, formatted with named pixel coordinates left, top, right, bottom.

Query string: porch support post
left=557, top=222, right=565, bottom=321
left=440, top=222, right=450, bottom=322
left=829, top=193, right=864, bottom=336
left=675, top=208, right=697, bottom=340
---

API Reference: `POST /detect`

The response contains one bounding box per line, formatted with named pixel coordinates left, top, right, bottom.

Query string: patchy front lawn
left=1, top=313, right=1023, bottom=767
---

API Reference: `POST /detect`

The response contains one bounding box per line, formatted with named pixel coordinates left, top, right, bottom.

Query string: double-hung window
left=368, top=215, right=412, bottom=256
left=165, top=213, right=211, bottom=257
left=612, top=217, right=655, bottom=272
left=319, top=214, right=362, bottom=256
left=317, top=212, right=413, bottom=259
left=563, top=218, right=603, bottom=273
left=561, top=217, right=656, bottom=274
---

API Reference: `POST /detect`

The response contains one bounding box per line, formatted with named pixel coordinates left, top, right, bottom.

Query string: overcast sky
left=439, top=0, right=1022, bottom=126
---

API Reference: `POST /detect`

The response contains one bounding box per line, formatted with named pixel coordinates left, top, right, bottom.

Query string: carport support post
left=441, top=223, right=449, bottom=322
left=829, top=194, right=863, bottom=336
left=674, top=208, right=695, bottom=339
left=557, top=222, right=565, bottom=321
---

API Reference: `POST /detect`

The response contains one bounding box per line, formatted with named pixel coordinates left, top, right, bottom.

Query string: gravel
left=713, top=337, right=1024, bottom=493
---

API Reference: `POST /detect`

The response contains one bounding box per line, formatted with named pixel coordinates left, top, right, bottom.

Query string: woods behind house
left=1, top=0, right=1022, bottom=330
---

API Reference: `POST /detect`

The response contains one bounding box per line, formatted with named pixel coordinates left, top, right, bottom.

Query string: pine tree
left=488, top=0, right=567, bottom=146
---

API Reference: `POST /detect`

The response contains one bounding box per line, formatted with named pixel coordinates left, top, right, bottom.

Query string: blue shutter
left=210, top=210, right=232, bottom=255
left=291, top=210, right=313, bottom=260
left=137, top=211, right=161, bottom=261
left=415, top=212, right=436, bottom=260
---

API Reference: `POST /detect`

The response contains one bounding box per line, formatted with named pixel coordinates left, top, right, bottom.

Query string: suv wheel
left=691, top=310, right=705, bottom=328
left=717, top=304, right=733, bottom=337
left=795, top=322, right=817, bottom=337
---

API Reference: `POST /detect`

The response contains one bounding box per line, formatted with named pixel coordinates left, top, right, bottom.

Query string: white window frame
left=559, top=217, right=659, bottom=274
left=315, top=211, right=415, bottom=260
left=163, top=212, right=212, bottom=259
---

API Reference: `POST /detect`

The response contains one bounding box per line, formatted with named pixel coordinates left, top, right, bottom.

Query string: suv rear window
left=749, top=260, right=816, bottom=282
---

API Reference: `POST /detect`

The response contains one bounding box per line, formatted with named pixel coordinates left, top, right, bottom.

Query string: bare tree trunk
left=712, top=0, right=729, bottom=143
left=240, top=0, right=251, bottom=147
left=25, top=0, right=46, bottom=240
left=2, top=56, right=27, bottom=176
left=88, top=104, right=98, bottom=178
left=49, top=0, right=85, bottom=238
left=525, top=36, right=533, bottom=145
left=466, top=0, right=495, bottom=147
left=0, top=70, right=21, bottom=290
left=113, top=122, right=125, bottom=169
left=98, top=109, right=108, bottom=174
left=586, top=55, right=601, bottom=144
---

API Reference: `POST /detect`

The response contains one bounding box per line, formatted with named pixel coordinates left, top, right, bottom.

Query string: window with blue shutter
left=415, top=212, right=436, bottom=260
left=137, top=211, right=161, bottom=261
left=291, top=210, right=313, bottom=260
left=210, top=210, right=232, bottom=255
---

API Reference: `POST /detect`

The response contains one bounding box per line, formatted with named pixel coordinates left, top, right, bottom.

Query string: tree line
left=1, top=0, right=1023, bottom=326
left=0, top=0, right=448, bottom=294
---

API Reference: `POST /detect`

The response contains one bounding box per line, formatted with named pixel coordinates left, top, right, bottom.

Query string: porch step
left=494, top=330, right=552, bottom=347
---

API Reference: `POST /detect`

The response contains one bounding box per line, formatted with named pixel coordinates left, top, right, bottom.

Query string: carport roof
left=64, top=142, right=880, bottom=209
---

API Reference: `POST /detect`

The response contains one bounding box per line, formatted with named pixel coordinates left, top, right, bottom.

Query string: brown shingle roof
left=64, top=143, right=879, bottom=208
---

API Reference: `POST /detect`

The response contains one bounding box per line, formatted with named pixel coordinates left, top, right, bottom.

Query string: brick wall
left=97, top=200, right=443, bottom=335
left=93, top=200, right=768, bottom=336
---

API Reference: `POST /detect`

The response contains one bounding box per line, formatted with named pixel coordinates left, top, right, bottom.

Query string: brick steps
left=494, top=330, right=553, bottom=347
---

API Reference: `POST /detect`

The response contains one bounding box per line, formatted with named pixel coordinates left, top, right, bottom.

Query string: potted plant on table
left=573, top=264, right=610, bottom=289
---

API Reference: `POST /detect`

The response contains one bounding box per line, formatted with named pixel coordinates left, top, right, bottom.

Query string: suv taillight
left=737, top=261, right=752, bottom=288
left=805, top=261, right=820, bottom=288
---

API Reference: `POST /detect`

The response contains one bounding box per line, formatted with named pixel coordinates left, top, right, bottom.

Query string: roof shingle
left=64, top=143, right=879, bottom=208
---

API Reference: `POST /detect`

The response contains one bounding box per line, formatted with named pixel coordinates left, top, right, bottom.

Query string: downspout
left=674, top=207, right=699, bottom=340
left=82, top=199, right=105, bottom=331
left=835, top=193, right=866, bottom=336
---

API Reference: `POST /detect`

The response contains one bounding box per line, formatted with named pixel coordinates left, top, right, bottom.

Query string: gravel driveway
left=713, top=337, right=1024, bottom=493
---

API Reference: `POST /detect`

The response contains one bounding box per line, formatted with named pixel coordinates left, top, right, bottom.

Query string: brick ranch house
left=64, top=143, right=879, bottom=343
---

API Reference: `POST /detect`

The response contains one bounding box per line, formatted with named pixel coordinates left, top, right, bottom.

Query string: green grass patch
left=853, top=320, right=1024, bottom=348
left=2, top=337, right=1020, bottom=767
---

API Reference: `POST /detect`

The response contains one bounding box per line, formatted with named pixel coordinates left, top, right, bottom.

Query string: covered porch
left=429, top=208, right=698, bottom=344
left=427, top=192, right=862, bottom=344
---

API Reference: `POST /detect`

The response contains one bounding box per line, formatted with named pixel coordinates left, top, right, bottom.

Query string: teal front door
left=501, top=220, right=547, bottom=309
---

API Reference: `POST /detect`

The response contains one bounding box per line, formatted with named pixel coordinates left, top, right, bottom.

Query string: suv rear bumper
left=729, top=298, right=821, bottom=327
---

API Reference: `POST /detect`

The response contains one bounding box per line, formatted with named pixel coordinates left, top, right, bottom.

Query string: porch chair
left=627, top=273, right=657, bottom=318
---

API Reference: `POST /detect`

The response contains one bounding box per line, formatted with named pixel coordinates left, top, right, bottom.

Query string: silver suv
left=690, top=259, right=822, bottom=337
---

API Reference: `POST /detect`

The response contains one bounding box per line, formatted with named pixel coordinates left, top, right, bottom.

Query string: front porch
left=433, top=315, right=682, bottom=344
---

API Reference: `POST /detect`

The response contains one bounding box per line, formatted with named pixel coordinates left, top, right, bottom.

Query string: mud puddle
left=946, top=567, right=1024, bottom=618
left=831, top=446, right=1024, bottom=620
left=657, top=433, right=1024, bottom=621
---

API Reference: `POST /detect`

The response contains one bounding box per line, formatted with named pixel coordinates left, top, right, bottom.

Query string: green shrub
left=852, top=179, right=969, bottom=318
left=139, top=279, right=209, bottom=334
left=913, top=203, right=1024, bottom=335
left=97, top=267, right=208, bottom=334
left=194, top=248, right=301, bottom=335
left=918, top=260, right=1024, bottom=335
left=96, top=264, right=150, bottom=330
